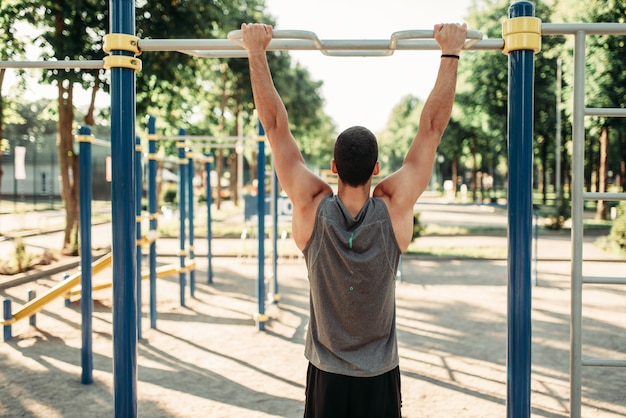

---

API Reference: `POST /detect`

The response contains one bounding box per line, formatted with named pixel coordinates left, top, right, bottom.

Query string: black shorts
left=303, top=362, right=402, bottom=418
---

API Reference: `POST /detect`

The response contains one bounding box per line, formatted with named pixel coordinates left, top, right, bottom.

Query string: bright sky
left=263, top=0, right=475, bottom=132
left=6, top=1, right=476, bottom=133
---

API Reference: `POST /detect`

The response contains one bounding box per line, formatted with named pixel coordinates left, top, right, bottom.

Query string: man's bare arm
left=243, top=23, right=332, bottom=248
left=374, top=23, right=467, bottom=250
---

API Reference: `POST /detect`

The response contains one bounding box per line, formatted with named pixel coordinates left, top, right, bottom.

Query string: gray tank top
left=302, top=194, right=401, bottom=377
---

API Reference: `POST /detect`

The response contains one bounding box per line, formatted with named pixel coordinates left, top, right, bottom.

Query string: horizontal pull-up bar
left=143, top=28, right=497, bottom=58
left=2, top=23, right=626, bottom=68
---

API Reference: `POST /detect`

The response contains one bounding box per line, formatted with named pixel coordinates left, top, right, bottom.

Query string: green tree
left=0, top=4, right=27, bottom=199
left=459, top=0, right=563, bottom=204
left=377, top=95, right=424, bottom=177
left=577, top=0, right=626, bottom=219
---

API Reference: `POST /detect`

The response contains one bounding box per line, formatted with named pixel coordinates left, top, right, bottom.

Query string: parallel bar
left=0, top=60, right=104, bottom=69
left=542, top=22, right=626, bottom=35
left=570, top=30, right=587, bottom=418
left=585, top=108, right=626, bottom=117
left=582, top=359, right=626, bottom=367
left=583, top=276, right=626, bottom=285
left=582, top=192, right=626, bottom=201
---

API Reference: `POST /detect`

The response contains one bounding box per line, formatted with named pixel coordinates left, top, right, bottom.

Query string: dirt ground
left=1, top=253, right=625, bottom=417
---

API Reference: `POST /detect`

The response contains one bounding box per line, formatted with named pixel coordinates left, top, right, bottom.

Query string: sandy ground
left=1, top=251, right=625, bottom=417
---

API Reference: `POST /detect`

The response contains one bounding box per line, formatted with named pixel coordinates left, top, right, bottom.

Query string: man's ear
left=373, top=161, right=380, bottom=176
left=331, top=160, right=338, bottom=174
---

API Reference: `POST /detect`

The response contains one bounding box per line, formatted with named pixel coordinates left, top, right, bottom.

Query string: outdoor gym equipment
left=1, top=2, right=626, bottom=417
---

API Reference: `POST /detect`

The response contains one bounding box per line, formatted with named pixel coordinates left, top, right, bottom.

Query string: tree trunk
left=596, top=126, right=608, bottom=220
left=83, top=76, right=100, bottom=126
left=57, top=81, right=80, bottom=254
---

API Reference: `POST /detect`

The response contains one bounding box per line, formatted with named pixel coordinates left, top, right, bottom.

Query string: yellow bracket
left=253, top=313, right=269, bottom=323
left=103, top=56, right=142, bottom=72
left=135, top=144, right=142, bottom=152
left=103, top=34, right=140, bottom=55
left=76, top=135, right=94, bottom=143
left=256, top=136, right=266, bottom=142
left=147, top=153, right=159, bottom=160
left=502, top=16, right=542, bottom=55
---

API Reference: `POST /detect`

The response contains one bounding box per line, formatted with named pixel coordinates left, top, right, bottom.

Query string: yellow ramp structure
left=1, top=253, right=112, bottom=326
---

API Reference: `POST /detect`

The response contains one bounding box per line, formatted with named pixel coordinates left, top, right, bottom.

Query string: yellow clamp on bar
left=135, top=144, right=142, bottom=152
left=186, top=151, right=194, bottom=159
left=147, top=134, right=158, bottom=140
left=76, top=135, right=94, bottom=143
left=256, top=136, right=266, bottom=142
left=103, top=55, right=142, bottom=72
left=147, top=153, right=159, bottom=160
left=103, top=34, right=140, bottom=55
left=273, top=294, right=282, bottom=303
left=502, top=16, right=542, bottom=55
left=253, top=313, right=269, bottom=323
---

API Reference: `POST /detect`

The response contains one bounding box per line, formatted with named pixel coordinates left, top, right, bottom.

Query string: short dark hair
left=333, top=126, right=378, bottom=187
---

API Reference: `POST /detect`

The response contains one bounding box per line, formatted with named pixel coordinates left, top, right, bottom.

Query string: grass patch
left=405, top=245, right=507, bottom=259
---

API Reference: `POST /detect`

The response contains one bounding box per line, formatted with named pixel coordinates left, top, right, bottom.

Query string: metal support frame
left=1, top=3, right=625, bottom=416
left=77, top=126, right=94, bottom=385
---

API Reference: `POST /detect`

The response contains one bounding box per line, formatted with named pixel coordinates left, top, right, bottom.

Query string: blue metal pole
left=109, top=0, right=137, bottom=415
left=257, top=124, right=266, bottom=331
left=187, top=148, right=195, bottom=297
left=177, top=129, right=187, bottom=306
left=205, top=153, right=214, bottom=284
left=78, top=125, right=93, bottom=385
left=147, top=116, right=158, bottom=329
left=3, top=298, right=12, bottom=341
left=135, top=135, right=143, bottom=340
left=507, top=2, right=535, bottom=417
left=272, top=170, right=279, bottom=303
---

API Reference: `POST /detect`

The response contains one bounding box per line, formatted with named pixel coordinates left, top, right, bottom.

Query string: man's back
left=303, top=195, right=401, bottom=377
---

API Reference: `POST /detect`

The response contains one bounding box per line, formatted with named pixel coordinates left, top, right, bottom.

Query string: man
left=242, top=22, right=467, bottom=418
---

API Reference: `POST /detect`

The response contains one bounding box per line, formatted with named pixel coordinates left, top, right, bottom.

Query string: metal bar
left=256, top=122, right=266, bottom=331
left=583, top=192, right=626, bottom=201
left=582, top=359, right=626, bottom=367
left=134, top=135, right=143, bottom=341
left=570, top=29, right=587, bottom=418
left=177, top=129, right=187, bottom=307
left=78, top=125, right=94, bottom=385
left=506, top=3, right=535, bottom=416
left=187, top=149, right=196, bottom=297
left=147, top=116, right=158, bottom=329
left=110, top=0, right=138, bottom=416
left=585, top=108, right=626, bottom=117
left=583, top=277, right=626, bottom=285
left=542, top=22, right=626, bottom=35
left=205, top=154, right=214, bottom=284
left=0, top=60, right=104, bottom=69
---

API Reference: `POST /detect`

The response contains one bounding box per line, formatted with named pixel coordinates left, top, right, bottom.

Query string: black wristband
left=441, top=54, right=460, bottom=59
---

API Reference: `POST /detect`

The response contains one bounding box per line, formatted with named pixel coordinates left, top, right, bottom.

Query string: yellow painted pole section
left=67, top=263, right=182, bottom=299
left=3, top=253, right=112, bottom=325
left=502, top=16, right=542, bottom=54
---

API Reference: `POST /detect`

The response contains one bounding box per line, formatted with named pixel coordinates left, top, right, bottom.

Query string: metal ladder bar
left=571, top=29, right=626, bottom=418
